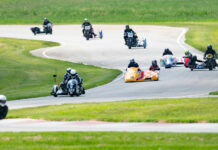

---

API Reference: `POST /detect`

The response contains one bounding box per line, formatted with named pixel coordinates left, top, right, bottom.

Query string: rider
left=184, top=50, right=192, bottom=58
left=162, top=48, right=173, bottom=56
left=70, top=69, right=83, bottom=91
left=188, top=55, right=203, bottom=68
left=0, top=95, right=8, bottom=120
left=43, top=18, right=52, bottom=26
left=149, top=60, right=160, bottom=71
left=204, top=44, right=217, bottom=66
left=42, top=18, right=52, bottom=32
left=82, top=18, right=96, bottom=37
left=61, top=68, right=72, bottom=93
left=124, top=25, right=138, bottom=45
left=128, top=59, right=139, bottom=68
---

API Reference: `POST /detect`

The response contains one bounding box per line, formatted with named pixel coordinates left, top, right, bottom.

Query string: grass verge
left=209, top=91, right=218, bottom=95
left=0, top=38, right=121, bottom=100
left=8, top=97, right=218, bottom=123
left=0, top=132, right=217, bottom=150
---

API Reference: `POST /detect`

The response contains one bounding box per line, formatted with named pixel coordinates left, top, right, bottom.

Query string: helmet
left=207, top=44, right=212, bottom=50
left=84, top=18, right=88, bottom=21
left=165, top=48, right=169, bottom=52
left=185, top=50, right=189, bottom=56
left=70, top=69, right=77, bottom=76
left=44, top=18, right=47, bottom=20
left=152, top=60, right=157, bottom=66
left=130, top=59, right=135, bottom=63
left=0, top=95, right=7, bottom=104
left=66, top=68, right=72, bottom=73
left=126, top=25, right=129, bottom=29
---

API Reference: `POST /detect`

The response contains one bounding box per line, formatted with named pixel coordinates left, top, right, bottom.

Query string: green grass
left=210, top=91, right=218, bottom=95
left=0, top=0, right=218, bottom=24
left=0, top=132, right=217, bottom=150
left=0, top=38, right=121, bottom=100
left=8, top=97, right=218, bottom=123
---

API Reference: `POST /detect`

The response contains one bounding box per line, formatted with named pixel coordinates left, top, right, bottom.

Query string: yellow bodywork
left=124, top=67, right=159, bottom=82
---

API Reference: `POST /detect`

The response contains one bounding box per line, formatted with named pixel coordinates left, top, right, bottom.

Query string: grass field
left=0, top=132, right=217, bottom=150
left=0, top=0, right=217, bottom=24
left=8, top=97, right=218, bottom=123
left=0, top=38, right=121, bottom=100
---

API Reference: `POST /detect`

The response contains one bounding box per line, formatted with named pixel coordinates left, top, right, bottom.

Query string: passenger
left=70, top=69, right=83, bottom=90
left=149, top=60, right=160, bottom=71
left=163, top=48, right=173, bottom=56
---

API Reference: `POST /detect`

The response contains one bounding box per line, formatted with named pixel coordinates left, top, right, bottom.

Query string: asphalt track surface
left=0, top=25, right=218, bottom=132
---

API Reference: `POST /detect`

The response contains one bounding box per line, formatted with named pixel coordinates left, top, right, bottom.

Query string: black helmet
left=152, top=60, right=157, bottom=66
left=126, top=25, right=129, bottom=29
left=130, top=59, right=135, bottom=63
left=207, top=44, right=212, bottom=50
left=165, top=48, right=169, bottom=52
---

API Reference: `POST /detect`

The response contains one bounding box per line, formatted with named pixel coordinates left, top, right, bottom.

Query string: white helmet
left=84, top=18, right=88, bottom=21
left=70, top=69, right=77, bottom=75
left=66, top=67, right=72, bottom=73
left=0, top=95, right=7, bottom=104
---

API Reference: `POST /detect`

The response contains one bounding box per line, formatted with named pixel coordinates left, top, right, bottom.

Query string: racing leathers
left=124, top=28, right=138, bottom=45
left=188, top=55, right=203, bottom=68
left=204, top=48, right=217, bottom=66
left=82, top=21, right=96, bottom=36
left=72, top=73, right=83, bottom=89
left=61, top=72, right=72, bottom=93
left=0, top=103, right=8, bottom=120
left=43, top=19, right=52, bottom=26
left=149, top=65, right=160, bottom=71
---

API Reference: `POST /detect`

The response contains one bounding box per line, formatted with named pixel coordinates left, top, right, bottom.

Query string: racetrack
left=1, top=25, right=218, bottom=133
left=0, top=25, right=217, bottom=109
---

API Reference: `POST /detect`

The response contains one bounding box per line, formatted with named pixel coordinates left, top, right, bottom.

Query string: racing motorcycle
left=160, top=55, right=184, bottom=68
left=83, top=25, right=93, bottom=40
left=124, top=67, right=159, bottom=82
left=31, top=23, right=52, bottom=35
left=51, top=78, right=85, bottom=97
left=126, top=31, right=146, bottom=49
left=189, top=54, right=217, bottom=71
